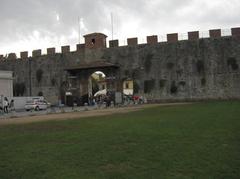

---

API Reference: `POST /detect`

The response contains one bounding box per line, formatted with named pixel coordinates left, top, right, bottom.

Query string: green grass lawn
left=0, top=102, right=240, bottom=179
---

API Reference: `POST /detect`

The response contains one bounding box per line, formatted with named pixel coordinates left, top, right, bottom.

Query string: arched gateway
left=64, top=61, right=122, bottom=106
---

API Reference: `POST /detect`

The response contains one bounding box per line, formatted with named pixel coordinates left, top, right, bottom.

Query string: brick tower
left=84, top=33, right=107, bottom=49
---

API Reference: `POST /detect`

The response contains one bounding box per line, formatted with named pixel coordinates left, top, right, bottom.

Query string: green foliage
left=59, top=81, right=69, bottom=104
left=144, top=79, right=155, bottom=93
left=0, top=102, right=240, bottom=178
left=36, top=69, right=43, bottom=83
left=133, top=81, right=140, bottom=94
left=227, top=57, right=239, bottom=70
left=91, top=77, right=99, bottom=95
left=13, top=82, right=26, bottom=96
left=159, top=79, right=167, bottom=88
left=170, top=81, right=178, bottom=94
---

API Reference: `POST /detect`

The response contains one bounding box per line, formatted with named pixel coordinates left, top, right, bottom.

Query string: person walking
left=3, top=97, right=9, bottom=113
left=9, top=99, right=15, bottom=112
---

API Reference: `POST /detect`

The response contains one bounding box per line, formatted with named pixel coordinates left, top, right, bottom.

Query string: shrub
left=144, top=79, right=155, bottom=93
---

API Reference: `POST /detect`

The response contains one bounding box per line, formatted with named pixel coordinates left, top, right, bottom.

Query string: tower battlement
left=0, top=27, right=240, bottom=61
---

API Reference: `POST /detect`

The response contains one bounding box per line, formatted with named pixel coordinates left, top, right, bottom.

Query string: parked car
left=25, top=99, right=50, bottom=111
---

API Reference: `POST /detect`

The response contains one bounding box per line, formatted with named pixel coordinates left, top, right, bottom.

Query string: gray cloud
left=0, top=0, right=239, bottom=55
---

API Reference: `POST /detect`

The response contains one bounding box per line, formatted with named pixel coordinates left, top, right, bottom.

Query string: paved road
left=0, top=105, right=104, bottom=119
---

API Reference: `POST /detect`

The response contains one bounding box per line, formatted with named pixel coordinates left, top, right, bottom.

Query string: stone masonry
left=0, top=27, right=240, bottom=105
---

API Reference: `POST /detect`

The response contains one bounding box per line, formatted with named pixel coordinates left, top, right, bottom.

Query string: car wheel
left=35, top=106, right=40, bottom=111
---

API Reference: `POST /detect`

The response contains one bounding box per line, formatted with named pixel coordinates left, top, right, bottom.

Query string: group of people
left=93, top=94, right=114, bottom=107
left=123, top=95, right=146, bottom=105
left=1, top=97, right=14, bottom=114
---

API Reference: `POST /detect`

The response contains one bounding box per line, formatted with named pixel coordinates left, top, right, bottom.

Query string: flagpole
left=78, top=16, right=81, bottom=44
left=111, top=13, right=113, bottom=40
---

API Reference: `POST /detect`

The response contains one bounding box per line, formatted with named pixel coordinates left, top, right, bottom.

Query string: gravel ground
left=0, top=103, right=191, bottom=126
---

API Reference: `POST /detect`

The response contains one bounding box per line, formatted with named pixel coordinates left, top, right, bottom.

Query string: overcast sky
left=0, top=0, right=239, bottom=56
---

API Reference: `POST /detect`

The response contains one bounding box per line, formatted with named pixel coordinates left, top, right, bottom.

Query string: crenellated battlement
left=20, top=51, right=28, bottom=59
left=188, top=31, right=199, bottom=41
left=32, top=49, right=42, bottom=57
left=209, top=29, right=221, bottom=38
left=76, top=44, right=85, bottom=52
left=127, top=37, right=138, bottom=46
left=47, top=48, right=56, bottom=55
left=61, top=45, right=70, bottom=53
left=0, top=27, right=240, bottom=61
left=147, top=35, right=158, bottom=44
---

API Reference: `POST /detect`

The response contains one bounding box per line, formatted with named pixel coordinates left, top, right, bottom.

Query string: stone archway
left=88, top=71, right=106, bottom=104
left=65, top=61, right=121, bottom=106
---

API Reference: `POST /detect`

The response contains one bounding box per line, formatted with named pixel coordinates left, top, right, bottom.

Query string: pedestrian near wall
left=3, top=97, right=9, bottom=113
left=9, top=99, right=15, bottom=112
left=0, top=95, right=3, bottom=114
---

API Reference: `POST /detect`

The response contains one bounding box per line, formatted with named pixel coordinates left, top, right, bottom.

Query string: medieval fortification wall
left=0, top=27, right=240, bottom=104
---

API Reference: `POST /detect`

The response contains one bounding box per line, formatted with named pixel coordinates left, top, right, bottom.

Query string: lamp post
left=28, top=57, right=32, bottom=96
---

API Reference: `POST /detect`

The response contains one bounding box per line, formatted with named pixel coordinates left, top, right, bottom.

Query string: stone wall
left=0, top=27, right=240, bottom=104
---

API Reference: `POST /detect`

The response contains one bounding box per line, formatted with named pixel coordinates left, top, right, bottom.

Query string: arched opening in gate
left=88, top=71, right=107, bottom=105
left=88, top=70, right=118, bottom=106
left=64, top=61, right=120, bottom=106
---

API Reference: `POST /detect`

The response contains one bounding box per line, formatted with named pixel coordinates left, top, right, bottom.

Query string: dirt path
left=0, top=103, right=191, bottom=126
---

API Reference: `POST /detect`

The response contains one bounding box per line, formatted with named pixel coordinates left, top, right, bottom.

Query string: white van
left=8, top=96, right=49, bottom=111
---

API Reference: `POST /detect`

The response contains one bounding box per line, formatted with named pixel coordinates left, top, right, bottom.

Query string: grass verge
left=0, top=101, right=240, bottom=178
